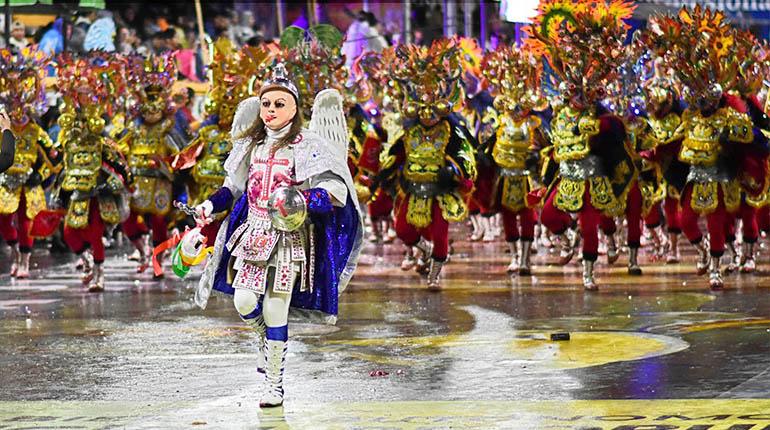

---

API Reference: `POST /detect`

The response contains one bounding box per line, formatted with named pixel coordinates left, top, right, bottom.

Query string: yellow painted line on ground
left=3, top=399, right=770, bottom=429
left=674, top=318, right=770, bottom=333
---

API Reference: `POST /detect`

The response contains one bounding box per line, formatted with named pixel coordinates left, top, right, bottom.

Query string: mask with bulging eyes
left=684, top=83, right=722, bottom=114
left=402, top=82, right=461, bottom=127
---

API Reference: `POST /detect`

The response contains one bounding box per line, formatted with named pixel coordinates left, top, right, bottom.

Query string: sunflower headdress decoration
left=277, top=24, right=349, bottom=118
left=351, top=47, right=402, bottom=108
left=0, top=47, right=49, bottom=120
left=126, top=53, right=178, bottom=120
left=641, top=6, right=739, bottom=107
left=458, top=37, right=483, bottom=79
left=57, top=52, right=127, bottom=114
left=391, top=38, right=465, bottom=124
left=481, top=44, right=545, bottom=117
left=206, top=37, right=272, bottom=125
left=524, top=0, right=636, bottom=106
left=731, top=28, right=766, bottom=97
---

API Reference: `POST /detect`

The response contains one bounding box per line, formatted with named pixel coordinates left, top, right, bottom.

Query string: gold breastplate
left=493, top=116, right=535, bottom=169
left=61, top=120, right=103, bottom=192
left=129, top=121, right=171, bottom=169
left=6, top=124, right=42, bottom=176
left=404, top=121, right=450, bottom=182
left=679, top=109, right=727, bottom=166
left=192, top=126, right=231, bottom=184
left=642, top=112, right=682, bottom=149
left=552, top=107, right=599, bottom=162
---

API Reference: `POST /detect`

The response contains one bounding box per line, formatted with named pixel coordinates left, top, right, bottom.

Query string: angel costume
left=195, top=70, right=363, bottom=407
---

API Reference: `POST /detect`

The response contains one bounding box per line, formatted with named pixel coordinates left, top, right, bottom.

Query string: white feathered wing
left=309, top=89, right=349, bottom=166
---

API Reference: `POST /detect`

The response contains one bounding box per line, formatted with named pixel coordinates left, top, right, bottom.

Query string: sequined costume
left=525, top=0, right=637, bottom=290
left=55, top=53, right=130, bottom=292
left=721, top=29, right=770, bottom=274
left=640, top=6, right=763, bottom=289
left=0, top=48, right=57, bottom=278
left=477, top=44, right=548, bottom=273
left=632, top=74, right=688, bottom=265
left=196, top=59, right=362, bottom=409
left=375, top=39, right=478, bottom=289
left=120, top=54, right=180, bottom=274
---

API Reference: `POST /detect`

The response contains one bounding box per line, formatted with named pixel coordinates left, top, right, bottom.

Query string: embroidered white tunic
left=224, top=126, right=348, bottom=295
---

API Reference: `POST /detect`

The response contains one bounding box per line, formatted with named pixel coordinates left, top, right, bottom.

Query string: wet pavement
left=2, top=232, right=770, bottom=429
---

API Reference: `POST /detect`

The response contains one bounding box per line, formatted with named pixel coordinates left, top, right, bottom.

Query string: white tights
left=233, top=287, right=292, bottom=327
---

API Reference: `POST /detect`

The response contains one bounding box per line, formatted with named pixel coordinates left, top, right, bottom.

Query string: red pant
left=394, top=197, right=449, bottom=261
left=63, top=199, right=106, bottom=263
left=540, top=185, right=602, bottom=261
left=663, top=196, right=681, bottom=233
left=759, top=205, right=770, bottom=233
left=502, top=207, right=536, bottom=242
left=679, top=184, right=727, bottom=257
left=0, top=192, right=33, bottom=252
left=598, top=183, right=643, bottom=248
left=368, top=193, right=394, bottom=219
left=644, top=202, right=662, bottom=228
left=122, top=211, right=169, bottom=246
left=725, top=200, right=759, bottom=244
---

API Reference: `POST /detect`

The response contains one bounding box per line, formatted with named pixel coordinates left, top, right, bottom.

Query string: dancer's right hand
left=195, top=200, right=214, bottom=220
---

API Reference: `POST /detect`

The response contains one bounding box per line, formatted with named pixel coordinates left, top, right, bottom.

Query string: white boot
left=9, top=244, right=18, bottom=277
left=628, top=247, right=642, bottom=276
left=260, top=339, right=287, bottom=408
left=481, top=216, right=496, bottom=242
left=651, top=227, right=668, bottom=260
left=606, top=235, right=619, bottom=265
left=693, top=241, right=709, bottom=276
left=506, top=242, right=519, bottom=273
left=88, top=263, right=104, bottom=293
left=557, top=233, right=575, bottom=265
left=709, top=255, right=724, bottom=290
left=582, top=259, right=598, bottom=291
left=666, top=233, right=680, bottom=264
left=368, top=217, right=382, bottom=243
left=80, top=252, right=94, bottom=285
left=15, top=252, right=31, bottom=279
left=243, top=315, right=267, bottom=374
left=740, top=242, right=756, bottom=273
left=725, top=242, right=739, bottom=274
left=427, top=258, right=444, bottom=290
left=469, top=215, right=483, bottom=241
left=414, top=238, right=432, bottom=275
left=519, top=240, right=533, bottom=276
left=400, top=249, right=417, bottom=271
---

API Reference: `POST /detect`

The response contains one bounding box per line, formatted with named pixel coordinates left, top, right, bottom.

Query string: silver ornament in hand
left=268, top=186, right=307, bottom=232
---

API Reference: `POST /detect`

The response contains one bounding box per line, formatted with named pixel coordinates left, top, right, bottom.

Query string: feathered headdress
left=0, top=47, right=49, bottom=118
left=458, top=37, right=483, bottom=78
left=481, top=43, right=544, bottom=115
left=523, top=0, right=635, bottom=104
left=126, top=53, right=177, bottom=119
left=206, top=37, right=272, bottom=122
left=57, top=51, right=126, bottom=114
left=277, top=24, right=349, bottom=117
left=732, top=28, right=767, bottom=97
left=640, top=6, right=739, bottom=102
left=391, top=38, right=464, bottom=121
left=351, top=47, right=402, bottom=108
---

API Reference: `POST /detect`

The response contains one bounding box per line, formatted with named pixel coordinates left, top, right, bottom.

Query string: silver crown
left=260, top=63, right=299, bottom=100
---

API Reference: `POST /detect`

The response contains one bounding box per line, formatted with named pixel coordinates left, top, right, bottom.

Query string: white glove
left=195, top=200, right=214, bottom=220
